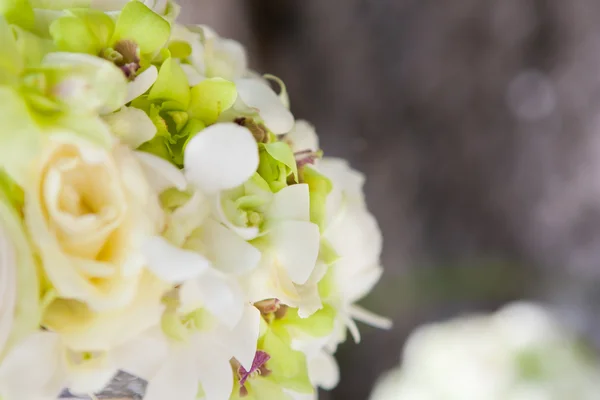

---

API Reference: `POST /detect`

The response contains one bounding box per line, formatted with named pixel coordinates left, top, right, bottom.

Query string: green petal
left=168, top=40, right=192, bottom=59
left=260, top=329, right=313, bottom=394
left=30, top=0, right=90, bottom=9
left=0, top=87, right=41, bottom=187
left=112, top=0, right=170, bottom=55
left=0, top=169, right=23, bottom=209
left=0, top=0, right=34, bottom=30
left=275, top=305, right=336, bottom=338
left=188, top=78, right=237, bottom=125
left=263, top=141, right=298, bottom=181
left=67, top=8, right=115, bottom=48
left=49, top=15, right=100, bottom=53
left=12, top=25, right=54, bottom=68
left=319, top=238, right=340, bottom=266
left=302, top=165, right=333, bottom=231
left=0, top=17, right=22, bottom=81
left=149, top=57, right=190, bottom=108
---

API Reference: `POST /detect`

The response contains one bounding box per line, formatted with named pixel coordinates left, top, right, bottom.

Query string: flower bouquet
left=0, top=1, right=390, bottom=399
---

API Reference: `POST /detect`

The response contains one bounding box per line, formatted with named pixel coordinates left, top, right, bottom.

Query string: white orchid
left=116, top=287, right=261, bottom=400
left=370, top=303, right=600, bottom=400
left=0, top=332, right=118, bottom=400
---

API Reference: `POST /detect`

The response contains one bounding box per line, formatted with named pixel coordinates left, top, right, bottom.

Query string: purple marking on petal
left=238, top=351, right=271, bottom=386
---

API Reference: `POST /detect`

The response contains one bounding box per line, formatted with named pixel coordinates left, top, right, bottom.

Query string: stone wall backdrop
left=179, top=1, right=600, bottom=399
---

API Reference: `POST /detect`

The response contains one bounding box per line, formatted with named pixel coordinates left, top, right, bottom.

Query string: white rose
left=24, top=133, right=164, bottom=311
left=0, top=188, right=40, bottom=360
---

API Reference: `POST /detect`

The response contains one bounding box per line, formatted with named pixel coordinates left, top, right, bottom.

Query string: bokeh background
left=179, top=1, right=600, bottom=398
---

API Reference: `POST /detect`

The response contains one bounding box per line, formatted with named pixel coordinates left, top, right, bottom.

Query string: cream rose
left=24, top=133, right=164, bottom=312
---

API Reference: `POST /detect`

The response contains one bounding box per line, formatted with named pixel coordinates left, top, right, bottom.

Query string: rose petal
left=184, top=123, right=258, bottom=194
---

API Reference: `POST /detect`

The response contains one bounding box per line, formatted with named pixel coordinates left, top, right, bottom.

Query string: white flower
left=0, top=332, right=118, bottom=400
left=370, top=302, right=600, bottom=400
left=116, top=288, right=261, bottom=400
left=172, top=24, right=247, bottom=84
left=24, top=134, right=163, bottom=310
left=319, top=158, right=391, bottom=343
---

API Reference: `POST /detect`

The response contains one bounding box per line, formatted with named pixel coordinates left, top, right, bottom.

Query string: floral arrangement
left=370, top=302, right=600, bottom=400
left=0, top=1, right=390, bottom=399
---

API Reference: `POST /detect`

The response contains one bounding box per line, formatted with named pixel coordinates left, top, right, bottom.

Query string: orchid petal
left=143, top=235, right=210, bottom=282
left=184, top=123, right=258, bottom=194
left=201, top=218, right=261, bottom=275
left=149, top=57, right=190, bottom=108
left=144, top=350, right=198, bottom=400
left=215, top=304, right=260, bottom=370
left=196, top=269, right=244, bottom=328
left=267, top=184, right=311, bottom=222
left=349, top=304, right=392, bottom=330
left=115, top=327, right=171, bottom=381
left=0, top=332, right=64, bottom=399
left=271, top=221, right=320, bottom=285
left=213, top=194, right=260, bottom=240
left=134, top=150, right=187, bottom=193
left=194, top=339, right=235, bottom=400
left=103, top=106, right=156, bottom=148
left=308, top=351, right=339, bottom=390
left=112, top=0, right=170, bottom=55
left=235, top=78, right=294, bottom=134
left=125, top=65, right=158, bottom=104
left=287, top=120, right=319, bottom=153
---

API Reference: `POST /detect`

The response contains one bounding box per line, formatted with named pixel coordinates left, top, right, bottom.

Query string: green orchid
left=48, top=1, right=170, bottom=79
left=230, top=317, right=314, bottom=400
left=134, top=58, right=238, bottom=166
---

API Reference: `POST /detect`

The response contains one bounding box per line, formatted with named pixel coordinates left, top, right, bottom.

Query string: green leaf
left=49, top=15, right=100, bottom=53
left=303, top=166, right=333, bottom=231
left=0, top=17, right=23, bottom=81
left=188, top=78, right=237, bottom=124
left=112, top=0, right=170, bottom=55
left=149, top=57, right=190, bottom=108
left=0, top=87, right=41, bottom=187
left=263, top=141, right=298, bottom=181
left=0, top=0, right=34, bottom=30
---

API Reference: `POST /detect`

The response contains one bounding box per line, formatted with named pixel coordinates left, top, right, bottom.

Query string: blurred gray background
left=179, top=1, right=600, bottom=398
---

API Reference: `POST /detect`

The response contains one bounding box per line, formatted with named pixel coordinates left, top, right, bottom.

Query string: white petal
left=114, top=328, right=171, bottom=380
left=184, top=123, right=258, bottom=193
left=144, top=351, right=199, bottom=400
left=196, top=269, right=244, bottom=328
left=201, top=219, right=261, bottom=275
left=134, top=150, right=188, bottom=193
left=125, top=65, right=158, bottom=105
left=0, top=223, right=16, bottom=353
left=344, top=314, right=361, bottom=344
left=181, top=63, right=205, bottom=86
left=287, top=120, right=319, bottom=152
left=267, top=183, right=311, bottom=222
left=0, top=332, right=65, bottom=399
left=235, top=78, right=295, bottom=134
left=193, top=339, right=234, bottom=400
left=271, top=221, right=320, bottom=285
left=308, top=351, right=339, bottom=390
left=143, top=236, right=210, bottom=282
left=103, top=106, right=157, bottom=148
left=66, top=355, right=117, bottom=395
left=214, top=305, right=260, bottom=370
left=349, top=305, right=393, bottom=330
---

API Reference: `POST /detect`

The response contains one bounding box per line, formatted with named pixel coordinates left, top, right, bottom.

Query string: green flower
left=134, top=58, right=238, bottom=166
left=49, top=1, right=170, bottom=79
left=230, top=317, right=314, bottom=400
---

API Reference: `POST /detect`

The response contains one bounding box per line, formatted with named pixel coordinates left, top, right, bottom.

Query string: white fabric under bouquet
left=370, top=302, right=600, bottom=400
left=0, top=1, right=390, bottom=399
